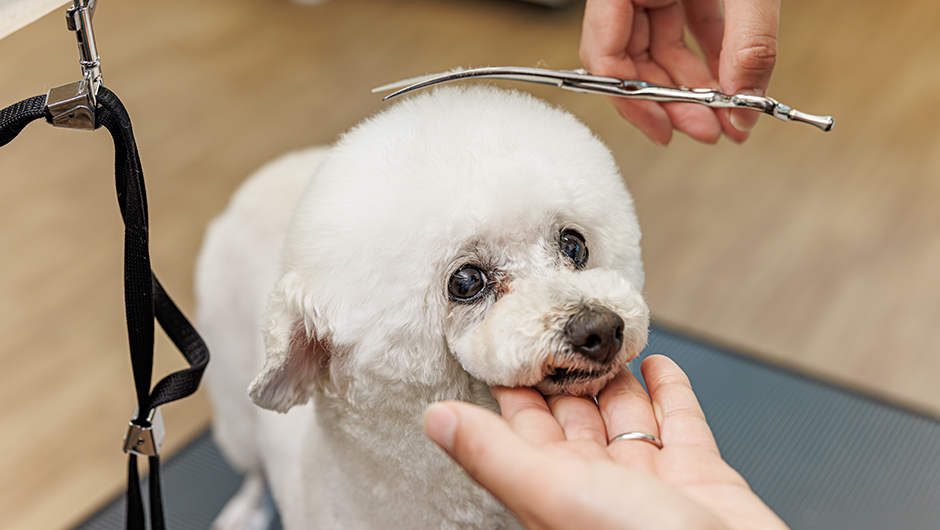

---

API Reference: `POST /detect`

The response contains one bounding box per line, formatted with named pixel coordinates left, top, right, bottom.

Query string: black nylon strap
left=151, top=277, right=210, bottom=408
left=96, top=88, right=157, bottom=420
left=96, top=86, right=210, bottom=530
left=0, top=88, right=209, bottom=530
left=0, top=95, right=48, bottom=147
left=149, top=456, right=166, bottom=530
left=126, top=458, right=145, bottom=529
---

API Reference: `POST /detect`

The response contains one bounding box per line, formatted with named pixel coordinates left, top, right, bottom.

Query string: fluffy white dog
left=196, top=85, right=649, bottom=530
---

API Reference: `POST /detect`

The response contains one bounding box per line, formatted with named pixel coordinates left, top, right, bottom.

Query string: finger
left=641, top=355, right=720, bottom=455
left=648, top=3, right=717, bottom=88
left=646, top=4, right=722, bottom=143
left=608, top=97, right=674, bottom=145
left=580, top=0, right=634, bottom=70
left=720, top=0, right=781, bottom=132
left=545, top=394, right=608, bottom=446
left=489, top=386, right=565, bottom=445
left=680, top=0, right=724, bottom=77
left=626, top=4, right=651, bottom=59
left=633, top=56, right=720, bottom=144
left=621, top=6, right=677, bottom=144
left=581, top=0, right=673, bottom=144
left=597, top=368, right=661, bottom=469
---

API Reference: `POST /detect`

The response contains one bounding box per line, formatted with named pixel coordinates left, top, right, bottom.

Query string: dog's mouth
left=534, top=362, right=619, bottom=398
left=535, top=345, right=640, bottom=397
left=546, top=365, right=613, bottom=385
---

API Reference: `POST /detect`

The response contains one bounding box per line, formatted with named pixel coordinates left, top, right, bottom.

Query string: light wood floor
left=1, top=0, right=938, bottom=528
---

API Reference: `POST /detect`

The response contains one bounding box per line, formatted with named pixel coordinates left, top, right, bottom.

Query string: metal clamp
left=122, top=406, right=166, bottom=457
left=45, top=0, right=101, bottom=130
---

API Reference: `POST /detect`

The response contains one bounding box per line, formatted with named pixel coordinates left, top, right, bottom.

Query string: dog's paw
left=212, top=474, right=274, bottom=530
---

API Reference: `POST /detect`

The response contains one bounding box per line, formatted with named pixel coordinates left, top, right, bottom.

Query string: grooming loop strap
left=0, top=88, right=210, bottom=530
left=97, top=86, right=210, bottom=530
left=1, top=3, right=209, bottom=529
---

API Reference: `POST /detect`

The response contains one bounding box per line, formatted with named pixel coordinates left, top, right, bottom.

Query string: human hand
left=423, top=355, right=789, bottom=530
left=579, top=0, right=780, bottom=144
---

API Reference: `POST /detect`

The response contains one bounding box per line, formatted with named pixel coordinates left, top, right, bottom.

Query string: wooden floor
left=1, top=0, right=939, bottom=528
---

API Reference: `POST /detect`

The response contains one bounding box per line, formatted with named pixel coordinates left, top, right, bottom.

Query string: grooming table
left=76, top=326, right=940, bottom=530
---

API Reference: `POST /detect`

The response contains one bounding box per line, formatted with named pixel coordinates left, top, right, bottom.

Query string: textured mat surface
left=641, top=328, right=940, bottom=530
left=76, top=326, right=940, bottom=530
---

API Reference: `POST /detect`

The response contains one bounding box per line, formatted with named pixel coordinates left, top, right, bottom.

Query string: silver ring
left=608, top=432, right=663, bottom=449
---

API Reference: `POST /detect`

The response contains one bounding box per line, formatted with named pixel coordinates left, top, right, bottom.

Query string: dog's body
left=196, top=86, right=649, bottom=529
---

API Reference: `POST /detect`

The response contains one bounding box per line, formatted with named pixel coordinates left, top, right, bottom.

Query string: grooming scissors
left=373, top=66, right=834, bottom=132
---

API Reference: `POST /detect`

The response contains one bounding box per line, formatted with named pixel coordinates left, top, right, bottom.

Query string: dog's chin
left=534, top=365, right=620, bottom=398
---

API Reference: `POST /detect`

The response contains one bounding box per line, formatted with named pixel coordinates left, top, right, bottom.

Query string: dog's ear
left=248, top=285, right=330, bottom=413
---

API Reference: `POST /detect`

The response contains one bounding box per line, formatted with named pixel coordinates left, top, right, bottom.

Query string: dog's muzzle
left=459, top=270, right=648, bottom=397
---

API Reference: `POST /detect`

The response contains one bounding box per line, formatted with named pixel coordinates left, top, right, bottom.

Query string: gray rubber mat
left=76, top=325, right=940, bottom=530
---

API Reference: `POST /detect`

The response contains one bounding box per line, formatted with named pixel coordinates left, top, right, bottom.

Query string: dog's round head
left=249, top=85, right=649, bottom=412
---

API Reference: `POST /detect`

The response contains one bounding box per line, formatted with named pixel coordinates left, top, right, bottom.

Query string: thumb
left=424, top=401, right=543, bottom=505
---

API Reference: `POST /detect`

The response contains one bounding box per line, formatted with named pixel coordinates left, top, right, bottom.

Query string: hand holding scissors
left=580, top=0, right=783, bottom=144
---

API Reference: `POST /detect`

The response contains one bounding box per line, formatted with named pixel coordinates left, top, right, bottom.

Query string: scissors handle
left=566, top=80, right=833, bottom=132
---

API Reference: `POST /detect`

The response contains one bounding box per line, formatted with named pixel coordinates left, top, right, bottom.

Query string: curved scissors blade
left=373, top=66, right=834, bottom=132
left=372, top=66, right=621, bottom=96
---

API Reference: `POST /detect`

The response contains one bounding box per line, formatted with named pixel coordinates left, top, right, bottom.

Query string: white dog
left=196, top=85, right=649, bottom=530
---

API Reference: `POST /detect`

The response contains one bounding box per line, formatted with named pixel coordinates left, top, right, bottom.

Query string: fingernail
left=424, top=403, right=457, bottom=454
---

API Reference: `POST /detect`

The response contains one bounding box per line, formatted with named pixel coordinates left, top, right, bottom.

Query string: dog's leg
left=212, top=473, right=273, bottom=530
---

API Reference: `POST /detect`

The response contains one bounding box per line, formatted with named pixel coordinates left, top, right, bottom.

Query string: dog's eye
left=448, top=266, right=488, bottom=301
left=560, top=229, right=588, bottom=269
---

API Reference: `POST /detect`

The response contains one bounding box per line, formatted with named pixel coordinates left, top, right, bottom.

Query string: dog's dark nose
left=564, top=307, right=624, bottom=364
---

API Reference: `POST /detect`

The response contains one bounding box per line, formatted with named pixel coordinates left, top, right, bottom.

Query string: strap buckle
left=123, top=406, right=165, bottom=457
left=46, top=0, right=101, bottom=130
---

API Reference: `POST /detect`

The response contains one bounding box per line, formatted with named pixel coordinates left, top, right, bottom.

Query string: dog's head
left=249, top=85, right=649, bottom=412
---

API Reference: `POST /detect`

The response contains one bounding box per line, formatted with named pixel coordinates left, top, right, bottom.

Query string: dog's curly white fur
left=196, top=85, right=649, bottom=529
